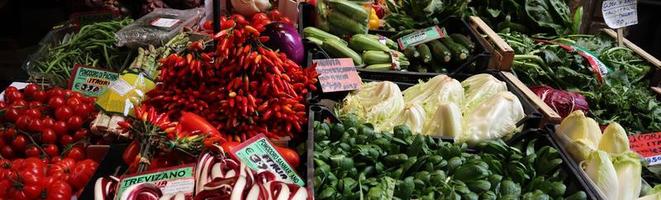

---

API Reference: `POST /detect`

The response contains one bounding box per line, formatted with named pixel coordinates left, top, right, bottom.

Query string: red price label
left=628, top=132, right=661, bottom=165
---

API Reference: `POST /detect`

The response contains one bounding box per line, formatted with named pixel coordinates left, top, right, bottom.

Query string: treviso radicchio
left=530, top=85, right=589, bottom=118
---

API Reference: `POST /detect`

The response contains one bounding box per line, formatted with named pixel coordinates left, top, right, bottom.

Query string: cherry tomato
left=4, top=88, right=24, bottom=104
left=1, top=146, right=15, bottom=159
left=28, top=101, right=42, bottom=108
left=66, top=146, right=85, bottom=161
left=16, top=157, right=47, bottom=176
left=50, top=156, right=62, bottom=164
left=55, top=107, right=73, bottom=121
left=33, top=90, right=47, bottom=103
left=59, top=135, right=74, bottom=146
left=75, top=104, right=94, bottom=117
left=12, top=134, right=28, bottom=151
left=42, top=117, right=56, bottom=130
left=66, top=116, right=83, bottom=131
left=63, top=90, right=74, bottom=98
left=29, top=118, right=44, bottom=132
left=5, top=107, right=20, bottom=122
left=16, top=115, right=32, bottom=130
left=48, top=96, right=65, bottom=108
left=66, top=97, right=81, bottom=107
left=44, top=144, right=59, bottom=157
left=13, top=99, right=27, bottom=107
left=53, top=121, right=68, bottom=136
left=41, top=129, right=57, bottom=144
left=48, top=87, right=64, bottom=98
left=3, top=128, right=16, bottom=140
left=24, top=84, right=39, bottom=99
left=25, top=146, right=40, bottom=158
left=73, top=129, right=89, bottom=141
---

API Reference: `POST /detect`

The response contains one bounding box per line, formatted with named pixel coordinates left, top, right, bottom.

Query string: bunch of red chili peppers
left=145, top=14, right=318, bottom=142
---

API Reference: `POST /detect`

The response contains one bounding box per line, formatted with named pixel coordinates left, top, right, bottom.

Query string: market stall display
left=5, top=0, right=661, bottom=199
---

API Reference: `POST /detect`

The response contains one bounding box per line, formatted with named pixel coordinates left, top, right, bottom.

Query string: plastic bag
left=115, top=8, right=204, bottom=48
left=95, top=72, right=156, bottom=116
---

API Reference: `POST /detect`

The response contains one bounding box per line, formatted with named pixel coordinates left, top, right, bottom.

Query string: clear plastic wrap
left=115, top=8, right=204, bottom=48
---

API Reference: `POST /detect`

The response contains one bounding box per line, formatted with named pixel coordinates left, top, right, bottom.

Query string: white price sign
left=602, top=0, right=638, bottom=29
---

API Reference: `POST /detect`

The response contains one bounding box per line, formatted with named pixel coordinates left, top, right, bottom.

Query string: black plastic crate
left=305, top=104, right=599, bottom=199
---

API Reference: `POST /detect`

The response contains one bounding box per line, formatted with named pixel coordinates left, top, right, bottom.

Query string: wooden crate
left=501, top=72, right=563, bottom=124
left=468, top=16, right=514, bottom=71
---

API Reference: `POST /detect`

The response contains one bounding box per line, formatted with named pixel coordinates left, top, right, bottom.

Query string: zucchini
left=328, top=11, right=367, bottom=35
left=428, top=40, right=451, bottom=62
left=416, top=43, right=432, bottom=64
left=364, top=63, right=392, bottom=70
left=322, top=39, right=363, bottom=65
left=365, top=34, right=398, bottom=49
left=362, top=50, right=407, bottom=65
left=441, top=37, right=469, bottom=60
left=429, top=55, right=446, bottom=73
left=403, top=47, right=419, bottom=59
left=349, top=34, right=391, bottom=52
left=450, top=33, right=475, bottom=50
left=306, top=37, right=324, bottom=46
left=392, top=29, right=416, bottom=40
left=327, top=0, right=369, bottom=22
left=303, top=27, right=346, bottom=45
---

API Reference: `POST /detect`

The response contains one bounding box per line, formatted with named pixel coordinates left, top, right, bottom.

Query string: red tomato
left=41, top=129, right=57, bottom=144
left=59, top=135, right=74, bottom=146
left=41, top=177, right=73, bottom=200
left=73, top=129, right=89, bottom=141
left=66, top=97, right=81, bottom=107
left=63, top=90, right=74, bottom=98
left=16, top=157, right=47, bottom=176
left=122, top=141, right=140, bottom=165
left=3, top=128, right=16, bottom=140
left=24, top=84, right=39, bottom=98
left=48, top=96, right=66, bottom=109
left=42, top=117, right=56, bottom=130
left=16, top=115, right=32, bottom=130
left=25, top=108, right=41, bottom=118
left=55, top=107, right=73, bottom=121
left=48, top=158, right=75, bottom=181
left=12, top=134, right=28, bottom=152
left=28, top=101, right=42, bottom=108
left=47, top=87, right=64, bottom=98
left=66, top=116, right=83, bottom=131
left=33, top=90, right=47, bottom=103
left=53, top=121, right=68, bottom=136
left=268, top=10, right=282, bottom=20
left=0, top=146, right=15, bottom=159
left=66, top=146, right=85, bottom=161
left=75, top=104, right=94, bottom=117
left=6, top=170, right=43, bottom=200
left=44, top=144, right=59, bottom=157
left=25, top=146, right=40, bottom=158
left=275, top=146, right=300, bottom=168
left=0, top=159, right=13, bottom=179
left=30, top=119, right=45, bottom=132
left=50, top=156, right=62, bottom=164
left=5, top=107, right=20, bottom=122
left=70, top=159, right=98, bottom=189
left=5, top=88, right=24, bottom=104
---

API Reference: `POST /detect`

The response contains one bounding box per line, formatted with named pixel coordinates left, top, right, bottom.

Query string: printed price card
left=602, top=0, right=638, bottom=29
left=313, top=58, right=362, bottom=93
left=115, top=165, right=195, bottom=200
left=68, top=65, right=120, bottom=97
left=230, top=134, right=305, bottom=186
left=397, top=26, right=447, bottom=50
left=629, top=132, right=661, bottom=165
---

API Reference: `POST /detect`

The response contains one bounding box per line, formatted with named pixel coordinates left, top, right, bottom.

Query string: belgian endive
left=557, top=110, right=602, bottom=161
left=582, top=150, right=619, bottom=200
left=612, top=152, right=642, bottom=200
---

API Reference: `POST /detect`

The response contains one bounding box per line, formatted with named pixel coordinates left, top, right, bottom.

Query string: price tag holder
left=313, top=58, right=362, bottom=93
left=230, top=134, right=305, bottom=186
left=397, top=26, right=447, bottom=50
left=115, top=165, right=196, bottom=200
left=602, top=0, right=638, bottom=29
left=629, top=132, right=661, bottom=166
left=68, top=64, right=120, bottom=97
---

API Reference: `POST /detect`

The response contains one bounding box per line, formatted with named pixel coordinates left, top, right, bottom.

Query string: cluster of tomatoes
left=0, top=157, right=97, bottom=200
left=0, top=85, right=100, bottom=199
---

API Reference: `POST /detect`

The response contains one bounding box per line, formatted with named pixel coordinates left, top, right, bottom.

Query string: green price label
left=115, top=166, right=195, bottom=200
left=397, top=26, right=447, bottom=50
left=69, top=65, right=119, bottom=97
left=231, top=134, right=305, bottom=186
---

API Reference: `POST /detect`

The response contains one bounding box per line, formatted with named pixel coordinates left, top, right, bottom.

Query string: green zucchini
left=393, top=29, right=416, bottom=40
left=364, top=63, right=392, bottom=70
left=403, top=46, right=420, bottom=59
left=428, top=40, right=451, bottom=62
left=306, top=37, right=324, bottom=46
left=322, top=39, right=363, bottom=65
left=441, top=37, right=469, bottom=60
left=429, top=55, right=446, bottom=73
left=416, top=43, right=432, bottom=64
left=362, top=50, right=409, bottom=66
left=349, top=34, right=391, bottom=52
left=328, top=11, right=367, bottom=35
left=327, top=0, right=369, bottom=22
left=365, top=34, right=398, bottom=49
left=450, top=33, right=475, bottom=50
left=303, top=27, right=346, bottom=45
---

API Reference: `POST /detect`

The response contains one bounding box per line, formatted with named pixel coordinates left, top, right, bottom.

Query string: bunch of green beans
left=32, top=18, right=134, bottom=87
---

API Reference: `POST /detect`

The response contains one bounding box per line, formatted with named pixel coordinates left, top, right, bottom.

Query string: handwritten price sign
left=313, top=58, right=362, bottom=93
left=629, top=132, right=661, bottom=165
left=602, top=0, right=638, bottom=29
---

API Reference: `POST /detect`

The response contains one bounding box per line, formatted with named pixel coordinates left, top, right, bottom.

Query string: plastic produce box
left=305, top=101, right=599, bottom=199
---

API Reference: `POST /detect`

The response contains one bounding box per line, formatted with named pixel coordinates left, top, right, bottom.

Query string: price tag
left=230, top=134, right=305, bottom=186
left=397, top=26, right=447, bottom=50
left=602, top=0, right=638, bottom=29
left=313, top=58, right=362, bottom=93
left=115, top=165, right=195, bottom=200
left=151, top=18, right=181, bottom=28
left=68, top=65, right=120, bottom=97
left=628, top=132, right=661, bottom=165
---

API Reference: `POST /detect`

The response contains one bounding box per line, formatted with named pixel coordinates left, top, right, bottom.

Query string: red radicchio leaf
left=530, top=85, right=590, bottom=118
